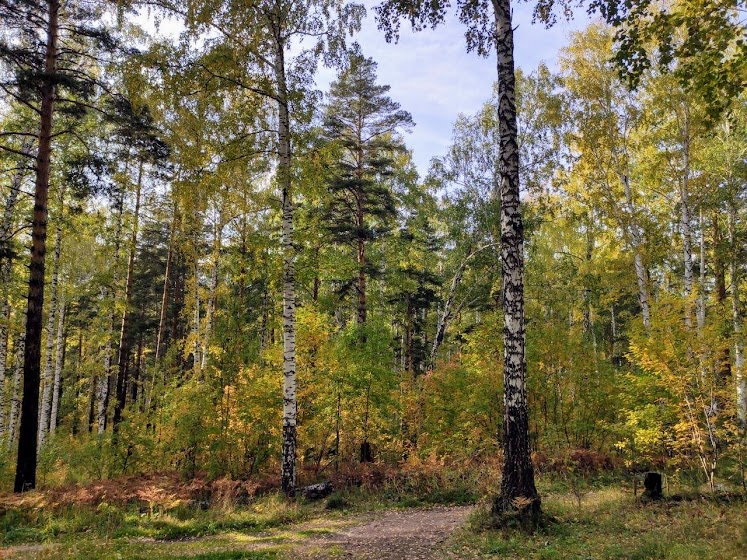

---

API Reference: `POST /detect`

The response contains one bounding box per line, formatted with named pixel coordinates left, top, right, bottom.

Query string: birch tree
left=172, top=0, right=363, bottom=495
left=375, top=0, right=541, bottom=519
left=561, top=26, right=654, bottom=331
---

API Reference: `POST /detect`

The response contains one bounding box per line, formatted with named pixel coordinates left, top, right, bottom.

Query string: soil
left=298, top=505, right=474, bottom=559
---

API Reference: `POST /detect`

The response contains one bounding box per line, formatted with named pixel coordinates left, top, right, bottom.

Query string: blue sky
left=316, top=3, right=592, bottom=175
left=141, top=3, right=591, bottom=176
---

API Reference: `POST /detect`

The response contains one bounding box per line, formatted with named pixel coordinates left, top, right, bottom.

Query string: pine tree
left=322, top=47, right=413, bottom=326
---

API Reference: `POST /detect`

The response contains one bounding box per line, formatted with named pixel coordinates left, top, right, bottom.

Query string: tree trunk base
left=490, top=495, right=547, bottom=532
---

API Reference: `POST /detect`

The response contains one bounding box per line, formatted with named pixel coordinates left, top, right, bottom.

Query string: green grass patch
left=458, top=487, right=747, bottom=560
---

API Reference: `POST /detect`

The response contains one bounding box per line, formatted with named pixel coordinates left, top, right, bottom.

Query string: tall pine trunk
left=275, top=44, right=297, bottom=497
left=492, top=0, right=540, bottom=517
left=14, top=0, right=58, bottom=492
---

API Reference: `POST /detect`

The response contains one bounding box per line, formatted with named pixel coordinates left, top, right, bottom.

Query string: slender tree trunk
left=113, top=160, right=143, bottom=430
left=7, top=334, right=24, bottom=448
left=680, top=167, right=693, bottom=329
left=312, top=243, right=320, bottom=302
left=130, top=334, right=142, bottom=407
left=697, top=211, right=706, bottom=330
left=0, top=329, right=6, bottom=444
left=431, top=254, right=468, bottom=367
left=0, top=150, right=31, bottom=436
left=356, top=212, right=367, bottom=325
left=275, top=43, right=297, bottom=496
left=492, top=0, right=540, bottom=517
left=404, top=297, right=413, bottom=373
left=202, top=221, right=222, bottom=370
left=98, top=191, right=125, bottom=434
left=730, top=203, right=746, bottom=426
left=633, top=252, right=651, bottom=330
left=191, top=270, right=201, bottom=374
left=583, top=214, right=594, bottom=336
left=14, top=0, right=58, bottom=492
left=713, top=212, right=730, bottom=381
left=49, top=297, right=65, bottom=435
left=38, top=227, right=61, bottom=448
left=155, top=207, right=176, bottom=362
left=620, top=173, right=652, bottom=331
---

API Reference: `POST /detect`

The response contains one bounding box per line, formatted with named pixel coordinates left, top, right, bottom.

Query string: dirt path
left=0, top=505, right=475, bottom=560
left=298, top=505, right=474, bottom=559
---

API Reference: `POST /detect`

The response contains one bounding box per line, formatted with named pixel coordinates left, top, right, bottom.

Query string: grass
left=2, top=475, right=746, bottom=559
left=456, top=486, right=747, bottom=559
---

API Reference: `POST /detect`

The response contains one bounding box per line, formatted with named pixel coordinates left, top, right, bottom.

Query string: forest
left=1, top=0, right=746, bottom=558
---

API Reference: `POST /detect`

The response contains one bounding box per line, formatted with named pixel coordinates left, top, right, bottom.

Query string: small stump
left=302, top=481, right=333, bottom=501
left=643, top=472, right=663, bottom=500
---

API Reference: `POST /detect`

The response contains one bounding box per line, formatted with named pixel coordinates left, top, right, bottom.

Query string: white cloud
left=317, top=3, right=590, bottom=175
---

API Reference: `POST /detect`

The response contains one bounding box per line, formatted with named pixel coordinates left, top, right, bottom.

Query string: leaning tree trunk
left=49, top=297, right=65, bottom=435
left=14, top=0, right=58, bottom=492
left=275, top=44, right=297, bottom=497
left=491, top=0, right=540, bottom=518
left=38, top=226, right=61, bottom=449
left=113, top=160, right=143, bottom=430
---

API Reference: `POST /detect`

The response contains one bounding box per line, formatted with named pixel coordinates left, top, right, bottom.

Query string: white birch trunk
left=192, top=280, right=201, bottom=374
left=7, top=334, right=24, bottom=447
left=730, top=204, right=746, bottom=425
left=274, top=42, right=297, bottom=496
left=622, top=174, right=651, bottom=331
left=697, top=210, right=706, bottom=332
left=492, top=0, right=539, bottom=514
left=38, top=226, right=61, bottom=449
left=49, top=298, right=65, bottom=435
left=680, top=173, right=693, bottom=329
left=0, top=163, right=27, bottom=421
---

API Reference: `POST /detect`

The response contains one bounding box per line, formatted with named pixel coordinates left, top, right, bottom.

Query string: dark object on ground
left=643, top=472, right=663, bottom=500
left=303, top=481, right=333, bottom=500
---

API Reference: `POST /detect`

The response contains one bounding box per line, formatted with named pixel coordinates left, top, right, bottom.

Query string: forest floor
left=0, top=504, right=472, bottom=560
left=1, top=480, right=746, bottom=559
